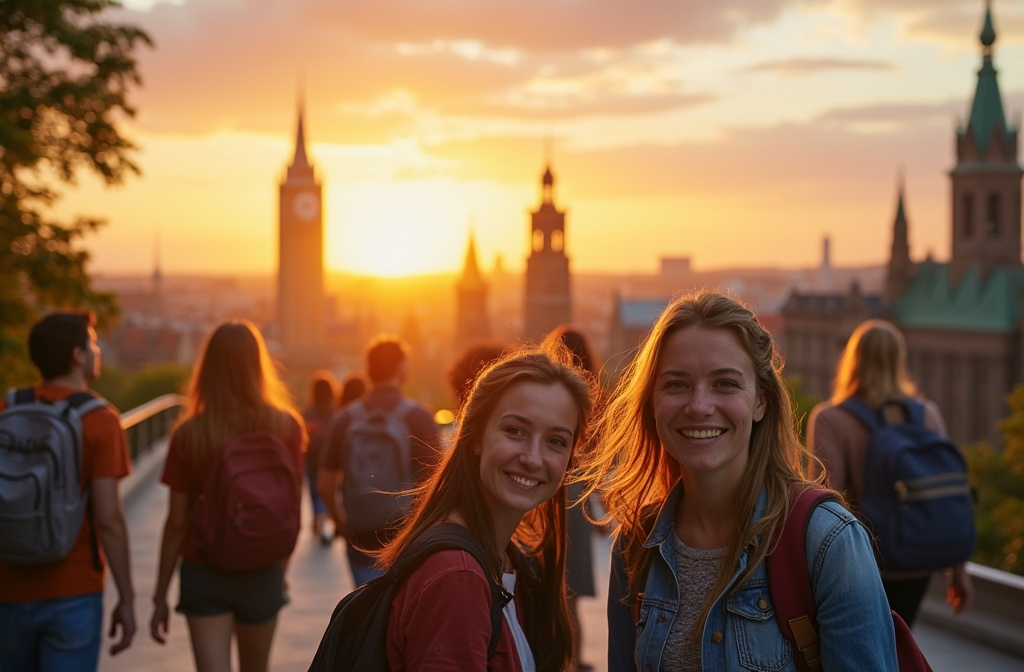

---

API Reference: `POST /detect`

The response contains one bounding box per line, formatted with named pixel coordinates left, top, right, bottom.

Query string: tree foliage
left=964, top=385, right=1024, bottom=575
left=0, top=0, right=151, bottom=389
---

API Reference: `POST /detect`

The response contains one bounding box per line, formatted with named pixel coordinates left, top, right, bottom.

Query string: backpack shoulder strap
left=766, top=485, right=837, bottom=672
left=837, top=397, right=883, bottom=431
left=9, top=387, right=34, bottom=405
left=392, top=523, right=508, bottom=661
left=65, top=391, right=107, bottom=417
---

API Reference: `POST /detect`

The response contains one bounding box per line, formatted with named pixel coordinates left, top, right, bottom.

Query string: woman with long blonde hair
left=807, top=318, right=973, bottom=626
left=375, top=345, right=596, bottom=671
left=587, top=292, right=896, bottom=671
left=150, top=320, right=305, bottom=672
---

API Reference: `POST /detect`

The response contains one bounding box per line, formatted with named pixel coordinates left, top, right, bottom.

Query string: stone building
left=454, top=229, right=490, bottom=348
left=523, top=162, right=571, bottom=343
left=782, top=3, right=1023, bottom=447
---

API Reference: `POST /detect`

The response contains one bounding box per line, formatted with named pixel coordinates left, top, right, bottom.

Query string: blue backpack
left=840, top=398, right=976, bottom=572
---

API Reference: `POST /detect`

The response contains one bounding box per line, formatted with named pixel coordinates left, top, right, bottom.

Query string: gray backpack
left=0, top=388, right=106, bottom=564
left=342, top=399, right=417, bottom=536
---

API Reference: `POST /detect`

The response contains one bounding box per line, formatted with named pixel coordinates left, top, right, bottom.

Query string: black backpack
left=308, top=523, right=509, bottom=671
left=841, top=397, right=976, bottom=572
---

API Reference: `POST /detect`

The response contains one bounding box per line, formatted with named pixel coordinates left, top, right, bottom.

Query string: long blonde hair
left=175, top=320, right=300, bottom=464
left=376, top=345, right=596, bottom=672
left=582, top=291, right=819, bottom=640
left=832, top=319, right=917, bottom=407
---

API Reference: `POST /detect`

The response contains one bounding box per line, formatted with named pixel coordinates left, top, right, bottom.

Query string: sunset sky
left=57, top=0, right=1024, bottom=278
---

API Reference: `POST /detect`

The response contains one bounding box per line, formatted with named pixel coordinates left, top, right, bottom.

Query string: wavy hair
left=832, top=319, right=917, bottom=407
left=582, top=291, right=821, bottom=640
left=376, top=344, right=596, bottom=672
left=175, top=320, right=300, bottom=464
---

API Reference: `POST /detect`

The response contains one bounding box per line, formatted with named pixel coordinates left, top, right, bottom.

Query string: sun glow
left=325, top=178, right=526, bottom=278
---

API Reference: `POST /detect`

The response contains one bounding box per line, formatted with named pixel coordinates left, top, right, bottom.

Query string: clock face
left=292, top=192, right=320, bottom=221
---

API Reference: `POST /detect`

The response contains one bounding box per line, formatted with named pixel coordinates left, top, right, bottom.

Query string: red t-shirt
left=386, top=549, right=527, bottom=671
left=0, top=385, right=131, bottom=602
left=160, top=413, right=304, bottom=564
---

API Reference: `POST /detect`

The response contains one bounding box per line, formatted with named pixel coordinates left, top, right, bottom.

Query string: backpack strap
left=840, top=397, right=927, bottom=429
left=7, top=387, right=106, bottom=417
left=766, top=485, right=837, bottom=672
left=837, top=397, right=883, bottom=431
left=390, top=523, right=510, bottom=662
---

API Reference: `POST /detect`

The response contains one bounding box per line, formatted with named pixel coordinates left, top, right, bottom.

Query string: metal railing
left=119, top=394, right=187, bottom=461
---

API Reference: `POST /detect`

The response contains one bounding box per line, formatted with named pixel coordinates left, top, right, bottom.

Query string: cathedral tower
left=524, top=162, right=571, bottom=342
left=950, top=0, right=1023, bottom=283
left=277, top=96, right=327, bottom=362
left=455, top=228, right=490, bottom=347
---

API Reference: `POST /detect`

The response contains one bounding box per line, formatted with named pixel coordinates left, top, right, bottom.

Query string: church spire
left=292, top=89, right=310, bottom=169
left=460, top=224, right=484, bottom=288
left=964, top=0, right=1011, bottom=156
left=886, top=171, right=914, bottom=303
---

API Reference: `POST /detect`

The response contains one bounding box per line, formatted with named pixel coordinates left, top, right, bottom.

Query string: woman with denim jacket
left=582, top=292, right=897, bottom=671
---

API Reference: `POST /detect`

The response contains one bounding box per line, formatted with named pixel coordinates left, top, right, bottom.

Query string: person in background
left=303, top=371, right=338, bottom=545
left=806, top=319, right=973, bottom=626
left=150, top=320, right=305, bottom=672
left=543, top=325, right=600, bottom=672
left=446, top=341, right=508, bottom=409
left=376, top=345, right=596, bottom=671
left=338, top=372, right=367, bottom=409
left=318, top=334, right=440, bottom=586
left=0, top=311, right=136, bottom=670
left=585, top=292, right=897, bottom=671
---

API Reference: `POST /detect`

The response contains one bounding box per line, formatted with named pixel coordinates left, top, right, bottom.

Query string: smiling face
left=475, top=380, right=578, bottom=531
left=652, top=325, right=766, bottom=487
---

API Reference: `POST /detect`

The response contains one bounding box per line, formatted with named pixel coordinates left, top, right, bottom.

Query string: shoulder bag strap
left=766, top=485, right=837, bottom=672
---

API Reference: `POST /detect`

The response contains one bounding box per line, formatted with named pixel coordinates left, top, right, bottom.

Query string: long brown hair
left=174, top=320, right=300, bottom=464
left=832, top=319, right=918, bottom=407
left=376, top=345, right=595, bottom=672
left=582, top=291, right=821, bottom=640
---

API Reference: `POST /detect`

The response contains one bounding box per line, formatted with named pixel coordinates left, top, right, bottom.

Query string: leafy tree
left=0, top=0, right=152, bottom=389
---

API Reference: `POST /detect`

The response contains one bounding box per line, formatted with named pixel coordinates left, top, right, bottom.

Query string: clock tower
left=277, top=97, right=328, bottom=363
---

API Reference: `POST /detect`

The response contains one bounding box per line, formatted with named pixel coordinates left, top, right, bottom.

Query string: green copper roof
left=964, top=3, right=1011, bottom=155
left=891, top=262, right=1024, bottom=332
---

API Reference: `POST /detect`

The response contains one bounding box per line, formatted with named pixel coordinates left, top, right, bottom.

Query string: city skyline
left=52, top=0, right=1024, bottom=278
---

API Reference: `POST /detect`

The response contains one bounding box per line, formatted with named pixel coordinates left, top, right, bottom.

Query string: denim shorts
left=176, top=560, right=287, bottom=624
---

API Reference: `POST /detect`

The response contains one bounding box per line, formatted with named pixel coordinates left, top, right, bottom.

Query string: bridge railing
left=920, top=562, right=1024, bottom=658
left=119, top=394, right=187, bottom=460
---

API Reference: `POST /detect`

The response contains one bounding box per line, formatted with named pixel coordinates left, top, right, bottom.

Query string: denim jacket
left=607, top=484, right=897, bottom=671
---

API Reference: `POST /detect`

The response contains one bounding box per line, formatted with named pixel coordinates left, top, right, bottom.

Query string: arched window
left=551, top=230, right=563, bottom=253
left=964, top=193, right=974, bottom=238
left=987, top=192, right=1001, bottom=237
left=533, top=229, right=545, bottom=252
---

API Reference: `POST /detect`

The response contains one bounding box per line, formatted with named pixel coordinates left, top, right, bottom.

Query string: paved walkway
left=99, top=445, right=1024, bottom=671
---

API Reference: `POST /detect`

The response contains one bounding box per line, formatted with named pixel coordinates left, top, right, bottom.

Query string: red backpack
left=193, top=430, right=300, bottom=571
left=767, top=486, right=933, bottom=672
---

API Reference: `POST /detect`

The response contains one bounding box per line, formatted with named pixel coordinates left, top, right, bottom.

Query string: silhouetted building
left=783, top=2, right=1023, bottom=447
left=277, top=96, right=328, bottom=364
left=455, top=229, right=490, bottom=347
left=524, top=161, right=571, bottom=342
left=607, top=295, right=668, bottom=375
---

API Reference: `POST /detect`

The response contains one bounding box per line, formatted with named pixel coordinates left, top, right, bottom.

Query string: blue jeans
left=0, top=592, right=103, bottom=672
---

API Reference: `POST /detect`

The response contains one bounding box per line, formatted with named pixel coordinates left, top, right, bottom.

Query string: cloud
left=745, top=57, right=895, bottom=77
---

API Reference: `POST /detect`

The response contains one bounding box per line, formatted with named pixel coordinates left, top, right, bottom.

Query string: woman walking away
left=586, top=291, right=898, bottom=671
left=150, top=320, right=305, bottom=672
left=303, top=370, right=338, bottom=545
left=807, top=319, right=973, bottom=626
left=376, top=345, right=596, bottom=671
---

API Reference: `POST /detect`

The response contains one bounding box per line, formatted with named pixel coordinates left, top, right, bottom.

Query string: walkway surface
left=99, top=446, right=1024, bottom=671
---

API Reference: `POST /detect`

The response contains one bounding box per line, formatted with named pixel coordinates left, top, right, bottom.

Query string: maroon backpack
left=767, top=485, right=933, bottom=672
left=193, top=430, right=300, bottom=571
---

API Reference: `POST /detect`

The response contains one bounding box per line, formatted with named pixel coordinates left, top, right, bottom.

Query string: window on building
left=551, top=230, right=563, bottom=253
left=964, top=193, right=974, bottom=238
left=533, top=229, right=545, bottom=252
left=987, top=192, right=1001, bottom=237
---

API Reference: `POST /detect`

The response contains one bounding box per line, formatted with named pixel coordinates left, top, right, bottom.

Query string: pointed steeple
left=886, top=171, right=914, bottom=303
left=964, top=0, right=1011, bottom=156
left=460, top=225, right=484, bottom=288
left=292, top=89, right=310, bottom=169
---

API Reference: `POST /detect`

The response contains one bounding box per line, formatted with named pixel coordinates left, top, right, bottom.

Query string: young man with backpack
left=807, top=319, right=975, bottom=627
left=318, top=334, right=440, bottom=586
left=0, top=311, right=136, bottom=670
